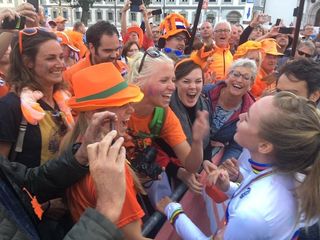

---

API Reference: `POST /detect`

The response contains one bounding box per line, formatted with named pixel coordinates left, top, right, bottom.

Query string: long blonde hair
left=258, top=92, right=320, bottom=222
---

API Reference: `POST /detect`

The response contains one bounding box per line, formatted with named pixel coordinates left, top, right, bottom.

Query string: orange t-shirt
left=67, top=164, right=144, bottom=228
left=63, top=54, right=128, bottom=95
left=126, top=107, right=187, bottom=167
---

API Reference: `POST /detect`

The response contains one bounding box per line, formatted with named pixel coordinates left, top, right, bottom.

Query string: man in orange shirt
left=251, top=38, right=283, bottom=98
left=209, top=21, right=234, bottom=82
left=63, top=21, right=127, bottom=95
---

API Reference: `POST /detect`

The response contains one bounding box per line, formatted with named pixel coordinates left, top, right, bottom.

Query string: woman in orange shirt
left=64, top=62, right=149, bottom=240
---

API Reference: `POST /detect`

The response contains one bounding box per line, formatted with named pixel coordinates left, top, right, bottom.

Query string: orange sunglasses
left=19, top=27, right=52, bottom=55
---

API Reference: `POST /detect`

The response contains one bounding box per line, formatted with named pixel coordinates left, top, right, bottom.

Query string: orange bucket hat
left=233, top=40, right=262, bottom=60
left=159, top=13, right=191, bottom=41
left=55, top=31, right=80, bottom=52
left=259, top=38, right=284, bottom=56
left=123, top=26, right=144, bottom=48
left=68, top=63, right=144, bottom=112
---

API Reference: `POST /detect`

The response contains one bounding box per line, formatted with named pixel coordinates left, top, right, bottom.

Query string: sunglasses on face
left=138, top=48, right=161, bottom=73
left=230, top=70, right=252, bottom=81
left=297, top=50, right=312, bottom=58
left=19, top=27, right=52, bottom=55
left=163, top=47, right=183, bottom=57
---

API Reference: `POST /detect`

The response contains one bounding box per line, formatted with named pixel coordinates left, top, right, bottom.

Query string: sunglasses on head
left=138, top=48, right=161, bottom=73
left=19, top=27, right=52, bottom=55
left=297, top=50, right=312, bottom=58
left=50, top=110, right=68, bottom=137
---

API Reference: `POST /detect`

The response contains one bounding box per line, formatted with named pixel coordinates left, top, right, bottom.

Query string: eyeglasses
left=19, top=27, right=51, bottom=55
left=214, top=29, right=231, bottom=33
left=163, top=47, right=183, bottom=57
left=230, top=70, right=252, bottom=81
left=138, top=48, right=161, bottom=73
left=297, top=50, right=312, bottom=58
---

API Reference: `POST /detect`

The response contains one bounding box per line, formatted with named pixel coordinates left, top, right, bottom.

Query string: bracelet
left=169, top=208, right=184, bottom=226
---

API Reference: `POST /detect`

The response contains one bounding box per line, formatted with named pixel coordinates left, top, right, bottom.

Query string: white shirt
left=224, top=168, right=299, bottom=240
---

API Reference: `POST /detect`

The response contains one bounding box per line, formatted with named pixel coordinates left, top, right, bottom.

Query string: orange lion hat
left=158, top=13, right=191, bottom=48
left=68, top=63, right=144, bottom=112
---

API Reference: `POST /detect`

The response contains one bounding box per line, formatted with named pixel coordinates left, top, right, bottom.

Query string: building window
left=118, top=12, right=122, bottom=22
left=223, top=0, right=232, bottom=2
left=108, top=12, right=114, bottom=21
left=207, top=13, right=215, bottom=24
left=97, top=11, right=103, bottom=20
left=155, top=15, right=161, bottom=22
left=7, top=0, right=12, bottom=3
left=226, top=11, right=241, bottom=24
left=130, top=12, right=137, bottom=21
left=181, top=0, right=188, bottom=2
left=52, top=10, right=57, bottom=19
left=88, top=11, right=92, bottom=21
left=119, top=0, right=124, bottom=2
left=168, top=0, right=175, bottom=2
left=241, top=0, right=246, bottom=2
left=63, top=10, right=68, bottom=19
left=180, top=12, right=187, bottom=19
left=155, top=0, right=161, bottom=2
left=75, top=11, right=81, bottom=19
left=209, top=0, right=216, bottom=2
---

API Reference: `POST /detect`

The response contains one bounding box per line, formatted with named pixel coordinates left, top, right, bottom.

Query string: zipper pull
left=22, top=187, right=44, bottom=220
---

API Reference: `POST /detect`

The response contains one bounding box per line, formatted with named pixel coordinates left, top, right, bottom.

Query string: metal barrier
left=142, top=183, right=188, bottom=237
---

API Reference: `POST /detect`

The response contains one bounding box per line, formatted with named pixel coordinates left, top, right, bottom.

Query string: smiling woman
left=0, top=28, right=70, bottom=167
left=0, top=28, right=73, bottom=239
left=203, top=58, right=257, bottom=163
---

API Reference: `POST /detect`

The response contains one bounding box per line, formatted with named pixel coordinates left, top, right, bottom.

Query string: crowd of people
left=0, top=1, right=319, bottom=240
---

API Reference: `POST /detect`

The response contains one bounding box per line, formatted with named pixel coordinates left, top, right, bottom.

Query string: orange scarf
left=20, top=87, right=74, bottom=129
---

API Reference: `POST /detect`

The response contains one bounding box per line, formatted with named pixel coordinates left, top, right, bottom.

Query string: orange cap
left=233, top=40, right=262, bottom=60
left=159, top=13, right=191, bottom=40
left=123, top=26, right=144, bottom=48
left=55, top=16, right=67, bottom=23
left=259, top=38, right=283, bottom=56
left=55, top=31, right=80, bottom=52
left=68, top=63, right=144, bottom=112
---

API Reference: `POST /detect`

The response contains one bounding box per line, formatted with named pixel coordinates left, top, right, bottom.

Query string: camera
left=2, top=16, right=26, bottom=30
left=131, top=146, right=162, bottom=180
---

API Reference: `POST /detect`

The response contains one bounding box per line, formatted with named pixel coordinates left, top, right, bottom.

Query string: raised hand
left=192, top=110, right=209, bottom=143
left=88, top=131, right=127, bottom=223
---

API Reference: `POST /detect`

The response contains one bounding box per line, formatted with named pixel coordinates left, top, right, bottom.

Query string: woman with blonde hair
left=125, top=49, right=209, bottom=209
left=126, top=48, right=209, bottom=174
left=64, top=62, right=150, bottom=240
left=158, top=91, right=320, bottom=239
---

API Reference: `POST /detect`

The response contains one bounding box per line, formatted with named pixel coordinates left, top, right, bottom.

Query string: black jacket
left=0, top=149, right=124, bottom=240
